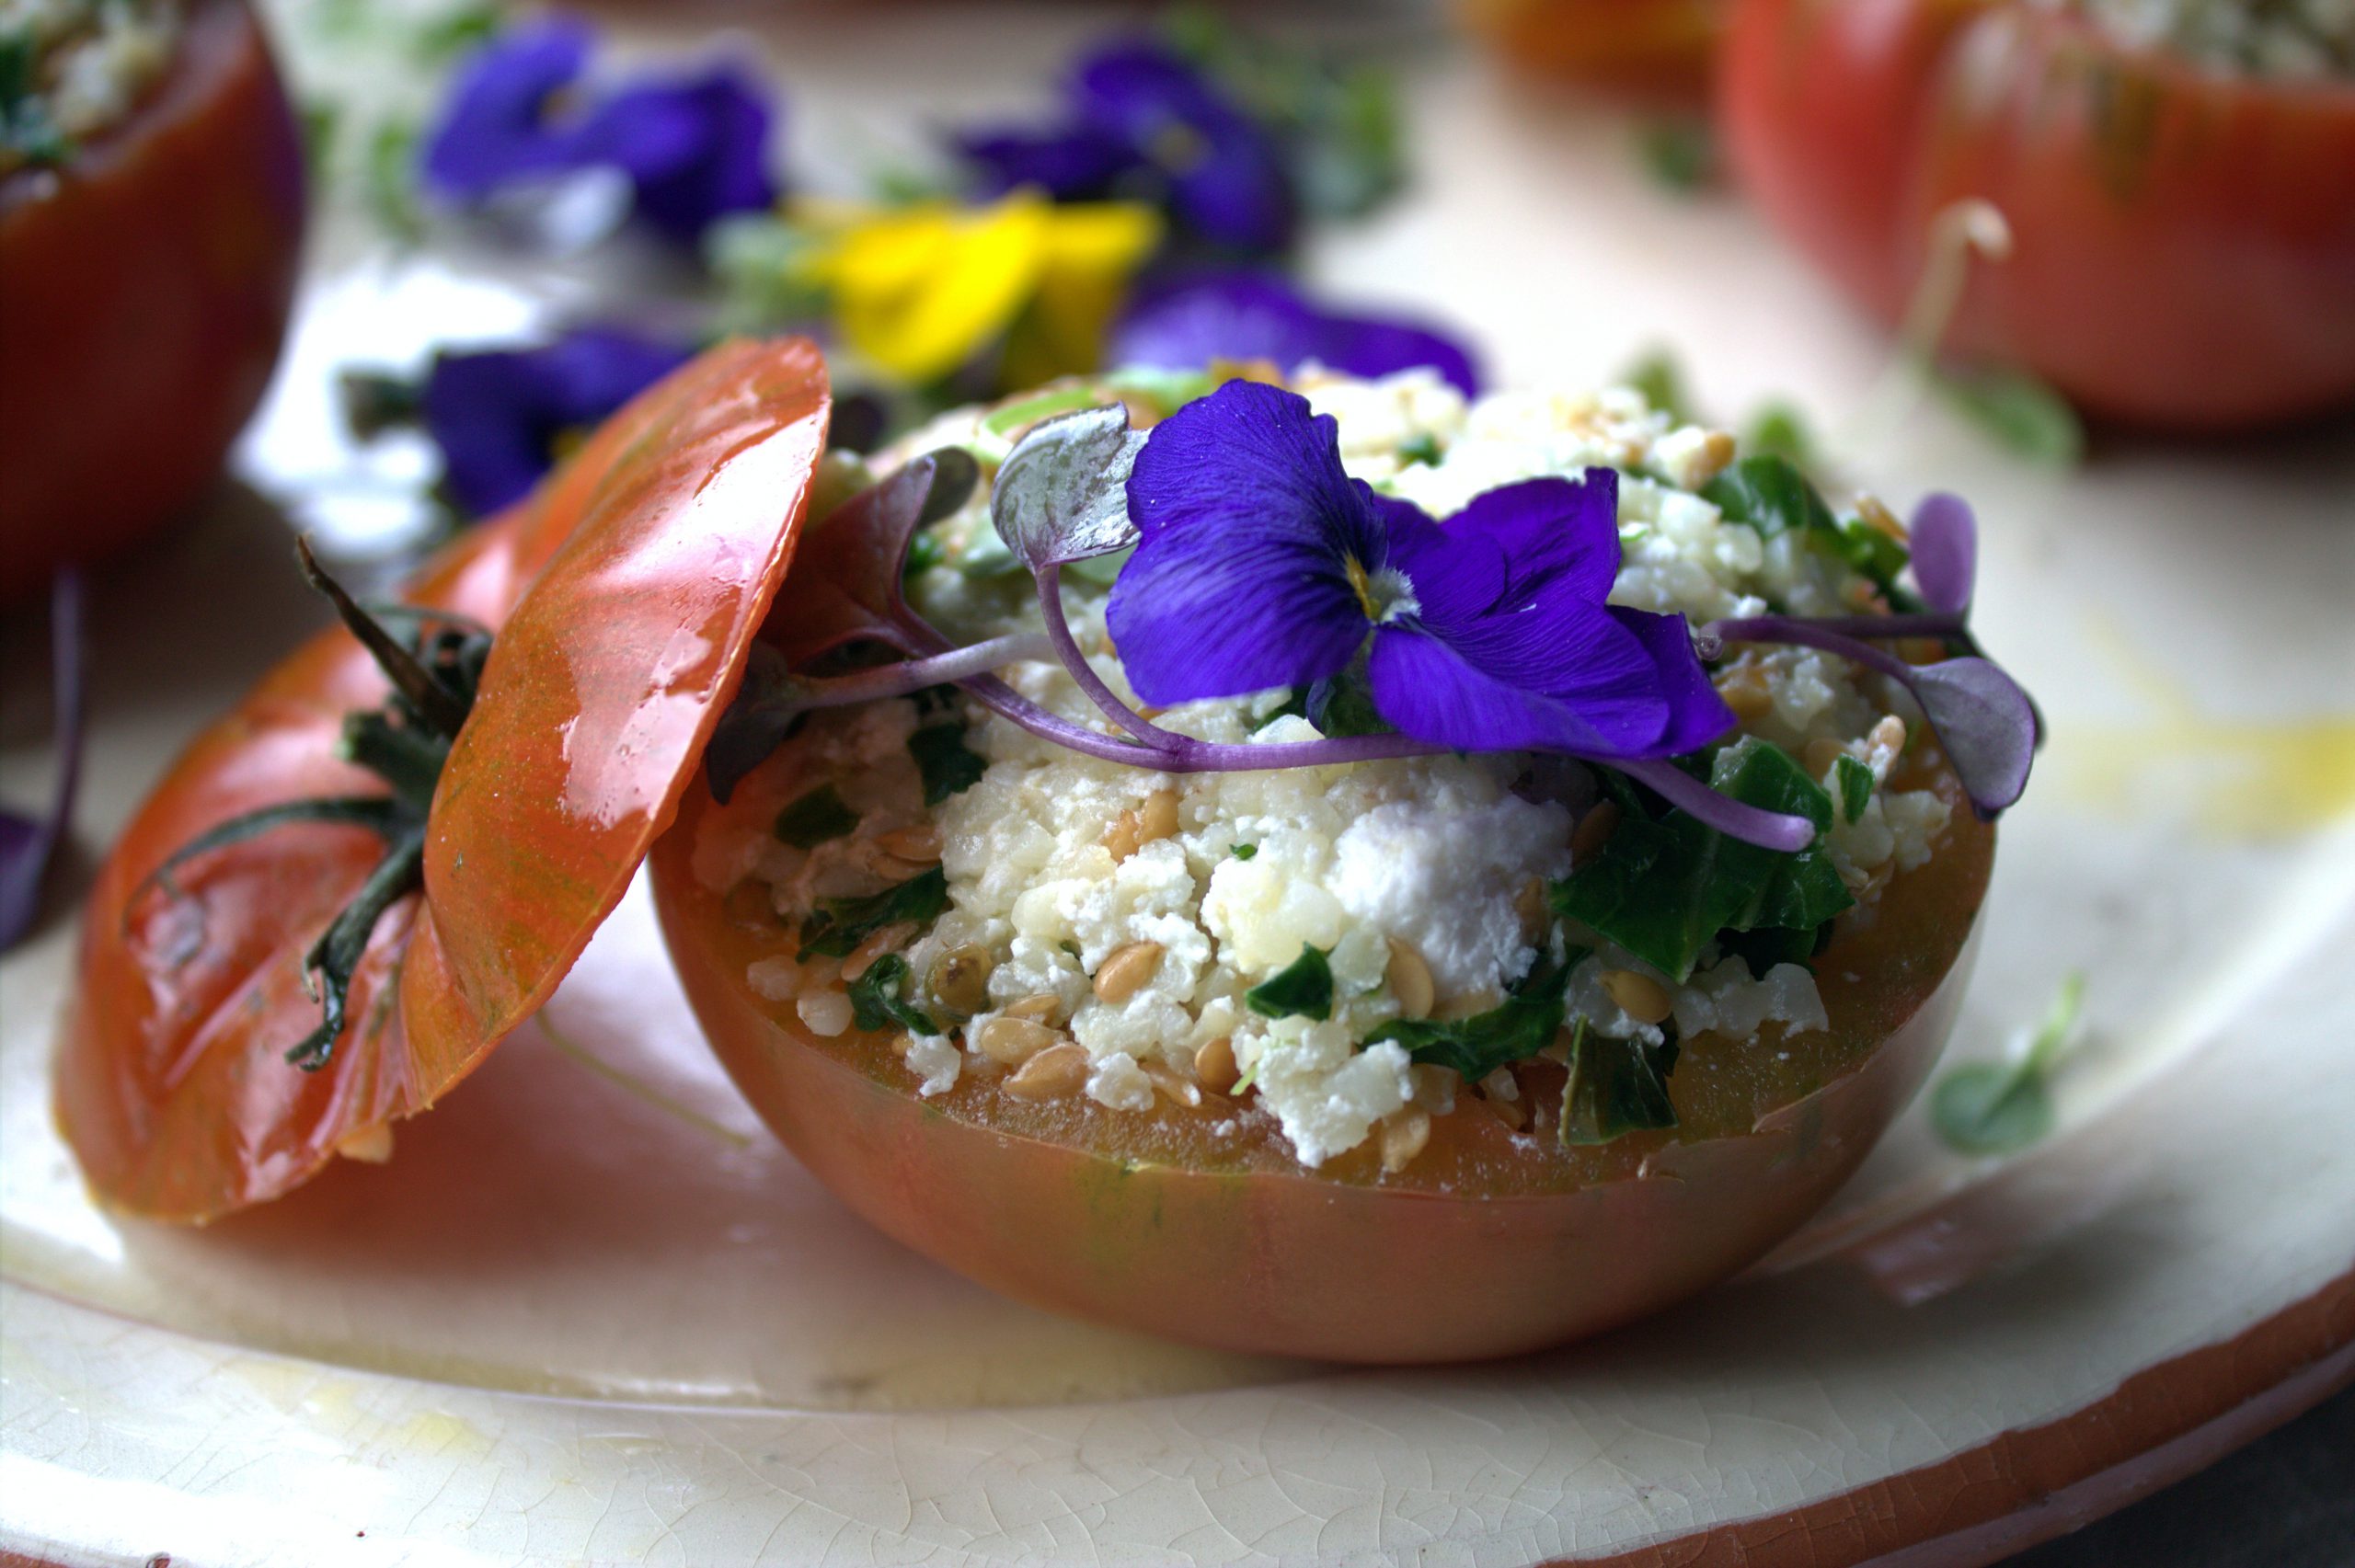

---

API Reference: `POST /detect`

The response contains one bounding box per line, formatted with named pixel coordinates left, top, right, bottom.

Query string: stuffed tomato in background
left=0, top=0, right=305, bottom=602
left=649, top=363, right=2028, bottom=1363
left=1720, top=0, right=2355, bottom=430
left=1457, top=0, right=1725, bottom=98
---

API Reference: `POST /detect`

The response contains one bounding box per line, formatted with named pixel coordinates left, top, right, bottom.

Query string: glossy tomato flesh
left=653, top=744, right=1993, bottom=1363
left=1720, top=0, right=2355, bottom=429
left=0, top=0, right=305, bottom=601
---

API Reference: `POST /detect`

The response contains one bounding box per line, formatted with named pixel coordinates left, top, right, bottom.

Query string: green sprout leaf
left=1558, top=1017, right=1683, bottom=1145
left=1230, top=842, right=1257, bottom=861
left=1635, top=118, right=1717, bottom=193
left=1933, top=366, right=2085, bottom=469
left=1367, top=954, right=1579, bottom=1083
left=1246, top=944, right=1334, bottom=1021
left=847, top=953, right=938, bottom=1036
left=1835, top=755, right=1875, bottom=824
left=908, top=722, right=986, bottom=805
left=1931, top=971, right=2085, bottom=1156
left=773, top=784, right=860, bottom=849
left=798, top=867, right=950, bottom=960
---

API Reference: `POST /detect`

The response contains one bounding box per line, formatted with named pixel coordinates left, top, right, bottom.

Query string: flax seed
left=840, top=921, right=917, bottom=983
left=1005, top=992, right=1063, bottom=1024
left=1570, top=800, right=1621, bottom=862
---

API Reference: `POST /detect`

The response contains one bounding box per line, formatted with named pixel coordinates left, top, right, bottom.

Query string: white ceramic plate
left=4, top=6, right=2351, bottom=1564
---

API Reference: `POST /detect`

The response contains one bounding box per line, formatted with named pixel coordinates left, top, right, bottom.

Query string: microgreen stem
left=1032, top=567, right=1178, bottom=747
left=1708, top=615, right=1913, bottom=685
left=1617, top=758, right=1817, bottom=853
left=785, top=632, right=1058, bottom=711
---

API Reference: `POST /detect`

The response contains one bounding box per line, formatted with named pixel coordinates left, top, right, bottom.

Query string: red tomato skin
left=651, top=772, right=1993, bottom=1364
left=55, top=340, right=830, bottom=1223
left=1721, top=0, right=2355, bottom=429
left=0, top=0, right=306, bottom=601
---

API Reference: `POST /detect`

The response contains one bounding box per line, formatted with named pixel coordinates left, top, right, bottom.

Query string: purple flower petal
left=0, top=570, right=85, bottom=951
left=1909, top=492, right=1977, bottom=615
left=1380, top=501, right=1503, bottom=629
left=421, top=19, right=598, bottom=198
left=956, top=120, right=1136, bottom=200
left=1611, top=607, right=1738, bottom=757
left=1110, top=270, right=1480, bottom=394
left=422, top=19, right=777, bottom=245
left=1368, top=600, right=1666, bottom=756
left=591, top=66, right=778, bottom=242
left=423, top=327, right=695, bottom=516
left=1441, top=474, right=1618, bottom=604
left=1072, top=42, right=1293, bottom=254
left=1109, top=382, right=1385, bottom=704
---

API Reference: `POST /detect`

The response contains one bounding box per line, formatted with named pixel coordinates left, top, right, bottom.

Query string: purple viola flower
left=422, top=328, right=694, bottom=516
left=1105, top=381, right=1733, bottom=760
left=421, top=17, right=778, bottom=246
left=1110, top=270, right=1480, bottom=395
left=955, top=39, right=1292, bottom=255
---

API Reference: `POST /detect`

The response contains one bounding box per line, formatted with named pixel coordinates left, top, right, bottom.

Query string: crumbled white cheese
left=1329, top=789, right=1571, bottom=999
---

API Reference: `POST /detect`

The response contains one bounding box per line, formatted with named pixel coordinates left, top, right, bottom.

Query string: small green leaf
left=1246, top=944, right=1334, bottom=1021
left=774, top=784, right=860, bottom=849
left=1704, top=455, right=1839, bottom=542
left=1367, top=955, right=1574, bottom=1082
left=1933, top=367, right=2085, bottom=469
left=1558, top=1017, right=1682, bottom=1145
left=1931, top=972, right=2085, bottom=1156
left=1396, top=432, right=1442, bottom=468
left=798, top=868, right=949, bottom=960
left=365, top=118, right=424, bottom=243
left=1635, top=118, right=1717, bottom=193
left=908, top=722, right=985, bottom=805
left=1306, top=662, right=1389, bottom=739
left=1623, top=350, right=1694, bottom=425
left=847, top=953, right=937, bottom=1036
left=410, top=4, right=500, bottom=64
left=1231, top=842, right=1257, bottom=861
left=1740, top=401, right=1816, bottom=467
left=1835, top=756, right=1874, bottom=824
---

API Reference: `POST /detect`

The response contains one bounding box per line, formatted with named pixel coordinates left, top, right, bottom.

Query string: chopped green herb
left=1931, top=971, right=2084, bottom=1155
left=1367, top=954, right=1579, bottom=1083
left=1623, top=349, right=1694, bottom=425
left=1636, top=118, right=1717, bottom=193
left=1740, top=401, right=1816, bottom=468
left=1933, top=366, right=2085, bottom=469
left=1703, top=455, right=1839, bottom=542
left=847, top=954, right=938, bottom=1036
left=773, top=784, right=859, bottom=849
left=1246, top=944, right=1334, bottom=1021
left=1558, top=1018, right=1682, bottom=1145
left=908, top=722, right=985, bottom=805
left=903, top=531, right=947, bottom=577
left=798, top=867, right=949, bottom=960
left=1834, top=755, right=1875, bottom=824
left=1552, top=742, right=1853, bottom=980
left=0, top=29, right=74, bottom=168
left=1231, top=842, right=1258, bottom=860
left=410, top=4, right=500, bottom=63
left=1396, top=432, right=1442, bottom=467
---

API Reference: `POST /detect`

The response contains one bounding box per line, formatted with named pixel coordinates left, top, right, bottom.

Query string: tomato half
left=55, top=338, right=830, bottom=1222
left=1720, top=0, right=2355, bottom=429
left=0, top=0, right=306, bottom=602
left=651, top=740, right=1993, bottom=1364
left=1459, top=0, right=1725, bottom=99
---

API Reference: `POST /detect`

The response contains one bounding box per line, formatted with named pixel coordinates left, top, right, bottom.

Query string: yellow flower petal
left=820, top=194, right=1054, bottom=384
left=1002, top=201, right=1165, bottom=390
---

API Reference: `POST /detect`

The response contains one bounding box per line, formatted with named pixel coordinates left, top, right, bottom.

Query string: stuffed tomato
left=0, top=0, right=305, bottom=601
left=1720, top=0, right=2355, bottom=429
left=652, top=366, right=2022, bottom=1363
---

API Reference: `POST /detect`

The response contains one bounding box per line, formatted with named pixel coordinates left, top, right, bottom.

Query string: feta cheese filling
left=696, top=368, right=1958, bottom=1171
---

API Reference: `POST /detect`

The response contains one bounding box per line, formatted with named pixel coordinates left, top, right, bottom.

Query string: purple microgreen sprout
left=0, top=569, right=86, bottom=951
left=989, top=404, right=1146, bottom=573
left=1907, top=492, right=1976, bottom=616
left=1707, top=616, right=2036, bottom=817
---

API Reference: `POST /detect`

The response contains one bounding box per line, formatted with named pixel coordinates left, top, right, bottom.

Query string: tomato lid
left=56, top=338, right=831, bottom=1221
